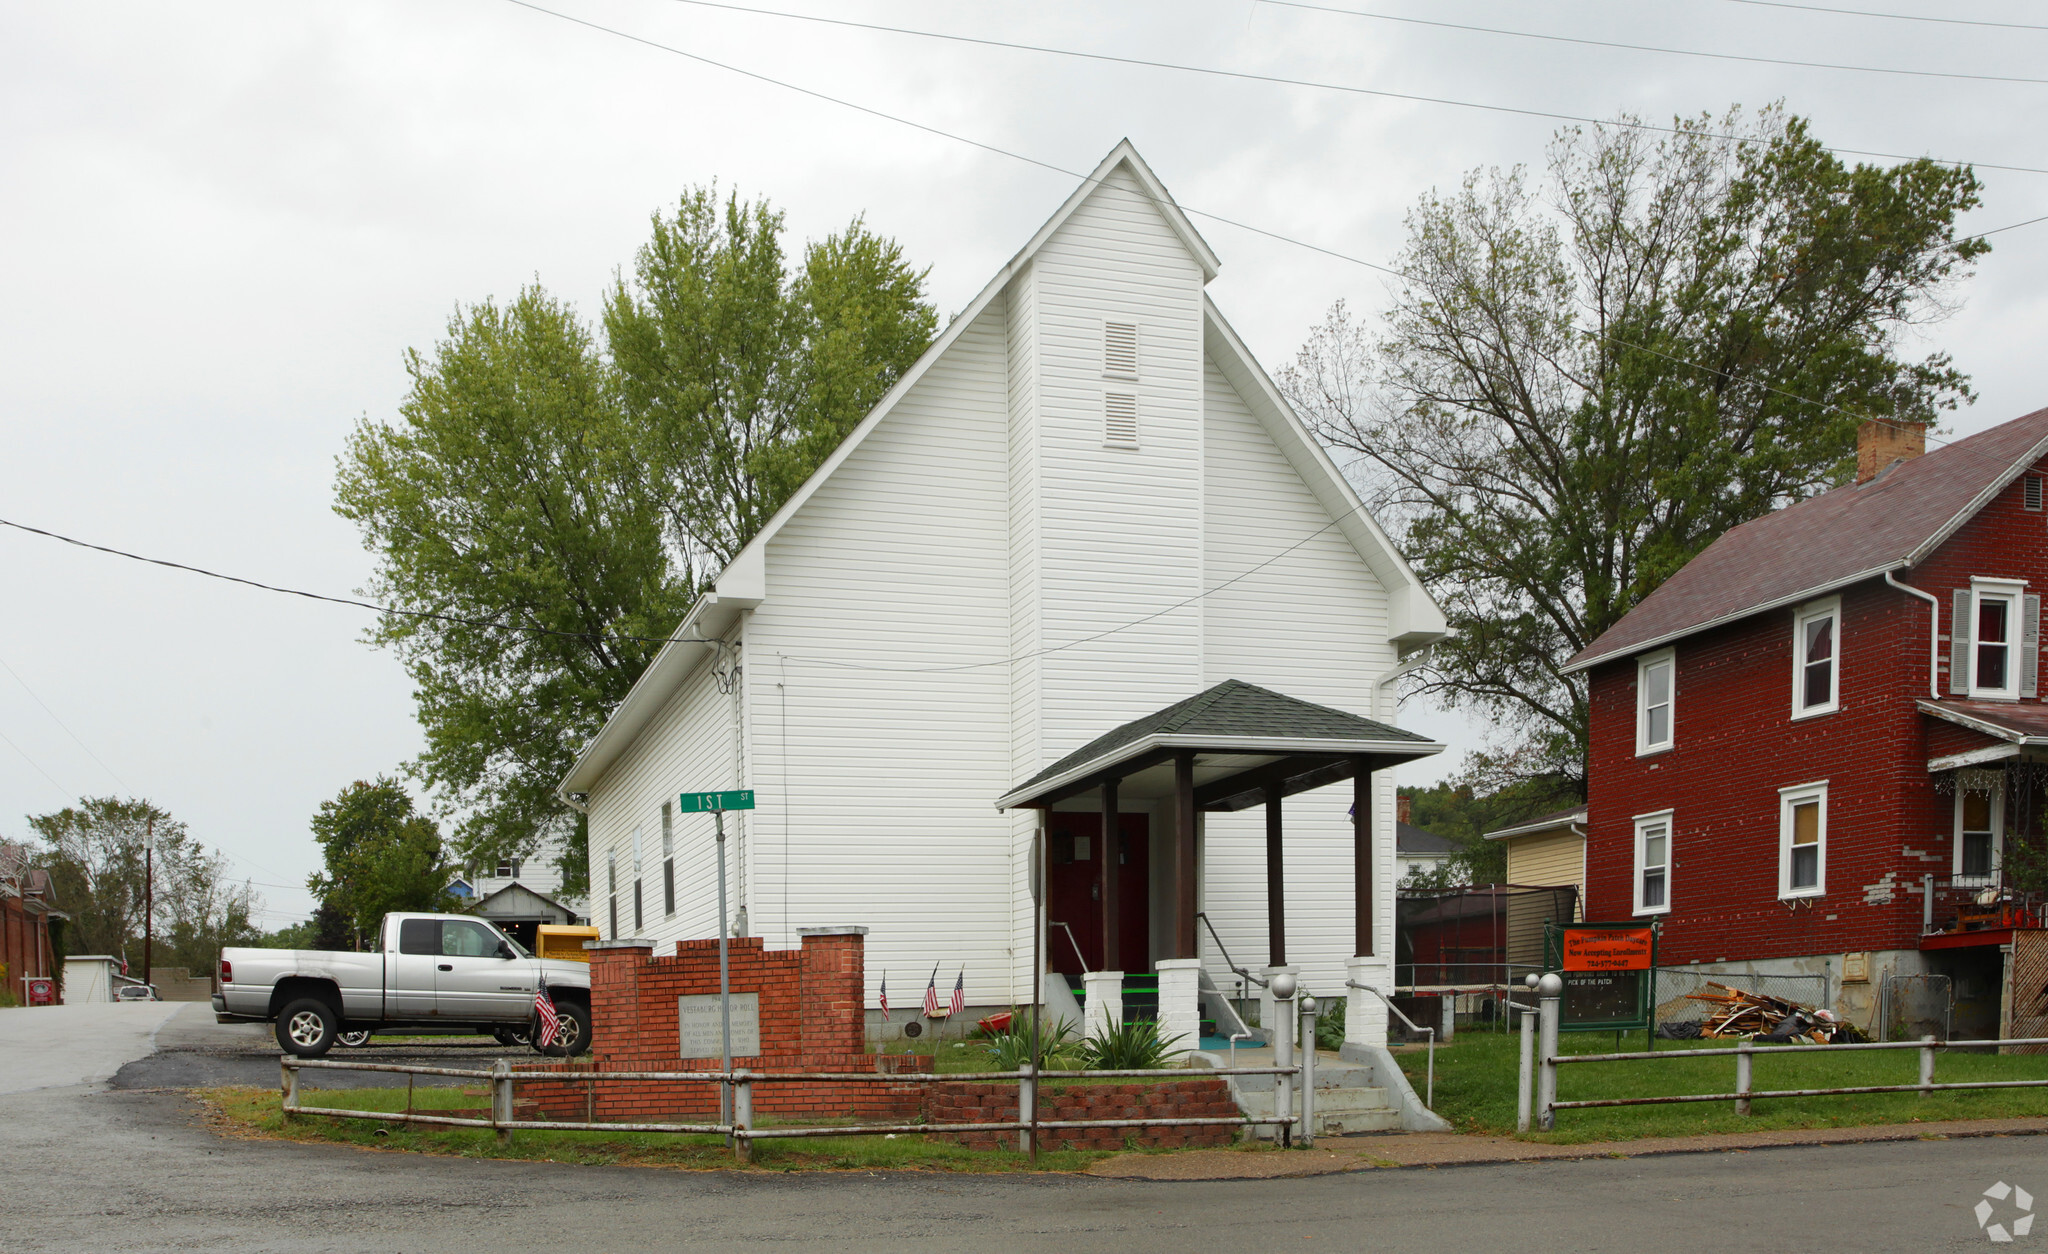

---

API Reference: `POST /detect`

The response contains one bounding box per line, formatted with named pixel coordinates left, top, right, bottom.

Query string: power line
left=639, top=0, right=2048, bottom=176
left=1260, top=0, right=2048, bottom=86
left=0, top=517, right=713, bottom=651
left=507, top=0, right=2034, bottom=469
left=0, top=649, right=132, bottom=794
left=0, top=725, right=70, bottom=799
left=1717, top=0, right=2048, bottom=32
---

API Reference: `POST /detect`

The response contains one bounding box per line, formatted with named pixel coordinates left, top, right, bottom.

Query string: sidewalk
left=1085, top=1115, right=2048, bottom=1180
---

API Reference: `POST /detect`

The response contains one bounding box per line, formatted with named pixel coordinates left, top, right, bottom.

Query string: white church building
left=558, top=142, right=1447, bottom=1056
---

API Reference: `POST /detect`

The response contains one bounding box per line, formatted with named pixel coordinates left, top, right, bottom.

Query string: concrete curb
left=1084, top=1115, right=2048, bottom=1180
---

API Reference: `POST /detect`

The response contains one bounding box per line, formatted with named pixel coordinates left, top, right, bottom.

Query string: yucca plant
left=1080, top=1017, right=1187, bottom=1070
left=986, top=1016, right=1081, bottom=1070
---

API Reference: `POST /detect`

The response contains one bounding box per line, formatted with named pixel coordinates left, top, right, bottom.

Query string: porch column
left=1176, top=752, right=1198, bottom=959
left=1354, top=757, right=1375, bottom=957
left=1265, top=786, right=1286, bottom=967
left=1099, top=776, right=1120, bottom=971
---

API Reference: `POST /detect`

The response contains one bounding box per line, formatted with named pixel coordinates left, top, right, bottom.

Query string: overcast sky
left=5, top=0, right=2047, bottom=930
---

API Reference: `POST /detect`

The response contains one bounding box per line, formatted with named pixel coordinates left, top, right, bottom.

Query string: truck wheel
left=277, top=998, right=339, bottom=1057
left=493, top=1027, right=530, bottom=1048
left=337, top=1029, right=373, bottom=1047
left=541, top=1001, right=592, bottom=1057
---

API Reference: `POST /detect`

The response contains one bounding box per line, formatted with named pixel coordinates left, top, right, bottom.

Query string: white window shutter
left=2025, top=595, right=2041, bottom=698
left=1104, top=321, right=1138, bottom=377
left=1104, top=393, right=1139, bottom=446
left=1952, top=589, right=1972, bottom=694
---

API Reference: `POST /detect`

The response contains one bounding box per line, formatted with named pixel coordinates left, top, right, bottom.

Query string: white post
left=1439, top=992, right=1456, bottom=1045
left=1259, top=964, right=1300, bottom=1045
left=1735, top=1039, right=1753, bottom=1117
left=1536, top=972, right=1563, bottom=1132
left=1270, top=972, right=1297, bottom=1147
left=1018, top=1062, right=1036, bottom=1154
left=1300, top=995, right=1318, bottom=1147
left=733, top=1069, right=753, bottom=1162
left=1920, top=1034, right=1937, bottom=1096
left=1346, top=956, right=1388, bottom=1050
left=1153, top=958, right=1202, bottom=1061
left=279, top=1059, right=297, bottom=1122
left=1516, top=997, right=1535, bottom=1132
left=1082, top=970, right=1124, bottom=1041
left=491, top=1057, right=514, bottom=1145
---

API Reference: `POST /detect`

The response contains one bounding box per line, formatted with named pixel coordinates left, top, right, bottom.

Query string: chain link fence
left=1652, top=968, right=1830, bottom=1030
left=1879, top=973, right=1954, bottom=1042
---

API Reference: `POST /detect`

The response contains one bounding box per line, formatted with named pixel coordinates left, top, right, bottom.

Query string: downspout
left=1886, top=569, right=1942, bottom=701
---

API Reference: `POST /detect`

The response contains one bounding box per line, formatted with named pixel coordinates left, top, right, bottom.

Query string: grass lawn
left=1397, top=1029, right=2048, bottom=1144
left=198, top=1083, right=1269, bottom=1173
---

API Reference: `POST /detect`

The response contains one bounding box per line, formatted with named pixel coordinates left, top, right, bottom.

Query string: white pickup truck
left=214, top=912, right=593, bottom=1058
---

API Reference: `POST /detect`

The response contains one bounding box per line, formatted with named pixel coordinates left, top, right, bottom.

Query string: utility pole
left=143, top=815, right=155, bottom=989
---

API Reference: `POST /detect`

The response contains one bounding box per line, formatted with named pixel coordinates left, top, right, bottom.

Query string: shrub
left=1080, top=1018, right=1187, bottom=1070
left=986, top=1016, right=1082, bottom=1070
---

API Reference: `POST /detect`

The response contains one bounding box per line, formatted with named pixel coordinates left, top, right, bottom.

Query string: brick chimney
left=1396, top=794, right=1413, bottom=825
left=1856, top=419, right=1925, bottom=484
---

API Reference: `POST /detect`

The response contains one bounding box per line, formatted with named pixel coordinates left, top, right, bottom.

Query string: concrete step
left=1235, top=1086, right=1397, bottom=1136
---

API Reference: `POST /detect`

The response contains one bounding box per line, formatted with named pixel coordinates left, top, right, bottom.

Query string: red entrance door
left=1046, top=812, right=1150, bottom=976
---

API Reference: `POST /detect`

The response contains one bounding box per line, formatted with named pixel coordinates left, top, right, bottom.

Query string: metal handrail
left=1346, top=980, right=1435, bottom=1108
left=1046, top=920, right=1090, bottom=975
left=1194, top=912, right=1269, bottom=990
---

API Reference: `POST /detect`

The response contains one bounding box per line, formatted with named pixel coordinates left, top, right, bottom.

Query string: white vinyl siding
left=1778, top=781, right=1827, bottom=899
left=747, top=301, right=1015, bottom=997
left=1634, top=812, right=1671, bottom=916
left=1636, top=650, right=1675, bottom=755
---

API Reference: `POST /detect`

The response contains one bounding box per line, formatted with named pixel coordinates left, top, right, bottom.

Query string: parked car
left=112, top=984, right=160, bottom=1002
left=214, top=912, right=592, bottom=1058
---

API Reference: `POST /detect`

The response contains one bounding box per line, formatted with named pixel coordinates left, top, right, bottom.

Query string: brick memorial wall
left=519, top=927, right=931, bottom=1121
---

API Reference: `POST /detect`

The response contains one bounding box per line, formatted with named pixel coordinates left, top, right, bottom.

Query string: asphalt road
left=3, top=1004, right=2040, bottom=1253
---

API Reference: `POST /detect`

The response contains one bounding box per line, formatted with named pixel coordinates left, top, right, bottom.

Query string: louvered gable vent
left=1103, top=320, right=1138, bottom=378
left=2027, top=476, right=2043, bottom=511
left=1104, top=393, right=1139, bottom=448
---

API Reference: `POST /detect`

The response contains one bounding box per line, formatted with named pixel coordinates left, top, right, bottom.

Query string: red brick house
left=1563, top=412, right=2048, bottom=1039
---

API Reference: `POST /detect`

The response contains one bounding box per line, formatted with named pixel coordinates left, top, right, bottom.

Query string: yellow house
left=1483, top=806, right=1588, bottom=907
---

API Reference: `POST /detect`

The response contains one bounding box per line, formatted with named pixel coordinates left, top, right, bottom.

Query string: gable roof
left=559, top=142, right=1444, bottom=800
left=1396, top=822, right=1458, bottom=856
left=999, top=679, right=1439, bottom=807
left=1482, top=805, right=1588, bottom=842
left=1563, top=408, right=2048, bottom=674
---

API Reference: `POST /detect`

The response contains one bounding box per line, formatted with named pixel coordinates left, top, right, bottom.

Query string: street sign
left=1561, top=925, right=1655, bottom=972
left=678, top=789, right=755, bottom=813
left=1545, top=920, right=1658, bottom=1033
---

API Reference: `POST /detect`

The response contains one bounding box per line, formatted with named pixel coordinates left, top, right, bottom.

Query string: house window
left=1955, top=789, right=2003, bottom=885
left=1636, top=650, right=1675, bottom=754
left=1633, top=811, right=1672, bottom=915
left=1975, top=585, right=2019, bottom=697
left=1778, top=781, right=1827, bottom=898
left=661, top=800, right=676, bottom=918
left=1792, top=599, right=1839, bottom=718
left=494, top=858, right=520, bottom=879
left=607, top=850, right=618, bottom=938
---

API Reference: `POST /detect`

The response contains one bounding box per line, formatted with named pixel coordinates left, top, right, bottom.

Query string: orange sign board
left=1561, top=926, right=1655, bottom=972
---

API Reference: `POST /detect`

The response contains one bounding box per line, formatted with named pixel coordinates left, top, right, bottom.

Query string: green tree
left=29, top=797, right=259, bottom=973
left=307, top=778, right=455, bottom=949
left=1397, top=779, right=1583, bottom=888
left=604, top=188, right=938, bottom=581
left=1284, top=106, right=1985, bottom=786
left=336, top=289, right=691, bottom=878
left=338, top=187, right=935, bottom=880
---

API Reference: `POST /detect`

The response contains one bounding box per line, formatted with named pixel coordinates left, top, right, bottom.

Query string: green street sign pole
left=679, top=789, right=754, bottom=1139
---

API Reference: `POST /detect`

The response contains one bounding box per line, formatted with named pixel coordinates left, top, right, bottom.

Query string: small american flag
left=533, top=977, right=561, bottom=1050
left=922, top=965, right=940, bottom=1017
left=948, top=968, right=965, bottom=1017
left=879, top=972, right=891, bottom=1021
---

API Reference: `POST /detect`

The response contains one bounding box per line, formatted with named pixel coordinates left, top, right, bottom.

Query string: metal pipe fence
left=277, top=1054, right=1306, bottom=1159
left=1534, top=1031, right=2048, bottom=1121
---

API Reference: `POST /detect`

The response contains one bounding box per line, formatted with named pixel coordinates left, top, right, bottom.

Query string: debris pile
left=1676, top=982, right=1868, bottom=1044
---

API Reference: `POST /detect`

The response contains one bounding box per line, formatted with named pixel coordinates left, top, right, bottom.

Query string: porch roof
left=1921, top=699, right=2048, bottom=744
left=996, top=679, right=1443, bottom=811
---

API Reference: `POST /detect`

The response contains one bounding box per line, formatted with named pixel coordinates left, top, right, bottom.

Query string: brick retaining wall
left=926, top=1079, right=1241, bottom=1150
